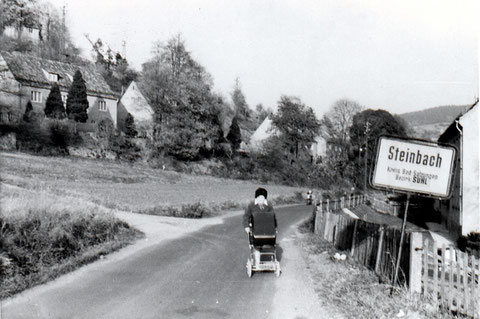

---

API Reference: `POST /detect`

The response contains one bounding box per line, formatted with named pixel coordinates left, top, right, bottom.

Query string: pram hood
left=251, top=208, right=276, bottom=237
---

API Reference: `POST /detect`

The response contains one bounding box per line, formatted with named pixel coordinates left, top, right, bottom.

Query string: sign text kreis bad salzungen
left=372, top=136, right=456, bottom=198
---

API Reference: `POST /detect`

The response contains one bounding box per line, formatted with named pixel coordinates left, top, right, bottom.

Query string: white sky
left=50, top=0, right=479, bottom=116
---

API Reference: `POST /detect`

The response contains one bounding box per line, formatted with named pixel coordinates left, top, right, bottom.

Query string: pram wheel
left=246, top=259, right=253, bottom=278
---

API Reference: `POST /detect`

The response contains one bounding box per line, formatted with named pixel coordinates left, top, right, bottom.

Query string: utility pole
left=363, top=120, right=371, bottom=190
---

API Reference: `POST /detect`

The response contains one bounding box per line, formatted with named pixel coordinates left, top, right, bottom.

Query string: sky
left=49, top=0, right=479, bottom=117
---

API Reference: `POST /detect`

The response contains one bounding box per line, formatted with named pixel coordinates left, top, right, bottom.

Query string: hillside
left=399, top=105, right=469, bottom=126
left=398, top=105, right=470, bottom=141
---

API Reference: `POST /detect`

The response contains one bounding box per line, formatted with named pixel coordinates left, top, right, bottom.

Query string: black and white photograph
left=0, top=0, right=479, bottom=318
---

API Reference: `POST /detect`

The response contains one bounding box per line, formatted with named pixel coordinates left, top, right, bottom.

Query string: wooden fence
left=314, top=197, right=480, bottom=318
left=314, top=199, right=411, bottom=285
left=420, top=240, right=479, bottom=318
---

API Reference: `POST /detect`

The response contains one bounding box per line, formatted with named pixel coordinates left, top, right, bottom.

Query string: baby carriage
left=246, top=212, right=281, bottom=277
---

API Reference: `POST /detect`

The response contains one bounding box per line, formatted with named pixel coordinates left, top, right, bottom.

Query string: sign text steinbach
left=371, top=136, right=456, bottom=198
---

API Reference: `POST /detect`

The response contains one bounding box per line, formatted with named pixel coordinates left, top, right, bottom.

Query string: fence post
left=409, top=232, right=423, bottom=293
left=341, top=196, right=345, bottom=208
left=375, top=227, right=385, bottom=275
left=323, top=211, right=331, bottom=241
left=350, top=219, right=358, bottom=257
left=326, top=199, right=330, bottom=212
left=348, top=195, right=352, bottom=208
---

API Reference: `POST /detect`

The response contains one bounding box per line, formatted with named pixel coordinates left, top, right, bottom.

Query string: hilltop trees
left=0, top=0, right=80, bottom=62
left=90, top=38, right=138, bottom=94
left=44, top=83, right=65, bottom=119
left=66, top=70, right=89, bottom=123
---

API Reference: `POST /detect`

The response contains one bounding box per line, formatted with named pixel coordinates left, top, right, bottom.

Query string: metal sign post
left=370, top=136, right=456, bottom=293
left=390, top=193, right=410, bottom=294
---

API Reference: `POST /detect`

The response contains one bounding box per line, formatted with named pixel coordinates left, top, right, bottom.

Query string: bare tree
left=322, top=99, right=363, bottom=143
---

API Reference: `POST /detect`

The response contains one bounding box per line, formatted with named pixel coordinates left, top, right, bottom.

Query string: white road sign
left=371, top=136, right=456, bottom=198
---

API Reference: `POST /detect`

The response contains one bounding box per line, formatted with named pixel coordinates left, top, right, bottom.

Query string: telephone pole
left=363, top=120, right=371, bottom=190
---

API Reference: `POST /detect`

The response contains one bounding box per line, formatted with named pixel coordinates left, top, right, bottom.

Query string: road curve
left=2, top=205, right=322, bottom=319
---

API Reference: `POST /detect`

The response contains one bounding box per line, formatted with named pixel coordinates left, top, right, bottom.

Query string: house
left=310, top=135, right=327, bottom=163
left=434, top=102, right=479, bottom=237
left=117, top=81, right=154, bottom=137
left=248, top=117, right=277, bottom=151
left=0, top=51, right=117, bottom=127
left=249, top=116, right=327, bottom=161
left=3, top=25, right=41, bottom=43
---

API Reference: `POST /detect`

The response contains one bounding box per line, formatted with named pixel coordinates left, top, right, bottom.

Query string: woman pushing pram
left=243, top=188, right=281, bottom=277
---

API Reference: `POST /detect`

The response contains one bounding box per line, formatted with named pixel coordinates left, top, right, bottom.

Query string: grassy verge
left=0, top=186, right=143, bottom=299
left=297, top=217, right=455, bottom=319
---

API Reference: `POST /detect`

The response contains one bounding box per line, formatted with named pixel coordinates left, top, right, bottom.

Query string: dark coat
left=242, top=202, right=277, bottom=235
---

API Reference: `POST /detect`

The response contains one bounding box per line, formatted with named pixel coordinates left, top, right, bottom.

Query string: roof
left=1, top=51, right=116, bottom=99
left=249, top=117, right=278, bottom=150
left=438, top=101, right=478, bottom=142
left=119, top=81, right=154, bottom=122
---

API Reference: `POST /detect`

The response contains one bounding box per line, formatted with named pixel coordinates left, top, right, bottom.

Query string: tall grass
left=0, top=185, right=142, bottom=298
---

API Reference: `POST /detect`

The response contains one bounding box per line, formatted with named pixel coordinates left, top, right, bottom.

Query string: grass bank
left=0, top=152, right=308, bottom=214
left=0, top=185, right=142, bottom=299
left=297, top=216, right=455, bottom=319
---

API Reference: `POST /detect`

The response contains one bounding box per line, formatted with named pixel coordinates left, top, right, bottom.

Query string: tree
left=255, top=103, right=270, bottom=124
left=226, top=116, right=242, bottom=151
left=321, top=99, right=363, bottom=165
left=23, top=100, right=35, bottom=122
left=124, top=113, right=137, bottom=138
left=271, top=96, right=320, bottom=160
left=140, top=34, right=224, bottom=160
left=0, top=0, right=81, bottom=62
left=44, top=83, right=65, bottom=119
left=90, top=38, right=138, bottom=93
left=66, top=70, right=89, bottom=123
left=231, top=78, right=250, bottom=118
left=349, top=109, right=407, bottom=188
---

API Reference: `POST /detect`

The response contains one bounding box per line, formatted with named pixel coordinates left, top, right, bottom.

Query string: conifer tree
left=124, top=113, right=137, bottom=138
left=23, top=100, right=35, bottom=122
left=226, top=116, right=242, bottom=151
left=66, top=70, right=89, bottom=122
left=44, top=83, right=65, bottom=119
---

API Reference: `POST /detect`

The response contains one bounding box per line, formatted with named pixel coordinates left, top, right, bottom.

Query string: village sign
left=372, top=136, right=456, bottom=198
left=370, top=135, right=456, bottom=291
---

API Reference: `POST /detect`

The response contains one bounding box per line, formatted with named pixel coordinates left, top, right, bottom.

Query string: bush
left=0, top=209, right=139, bottom=298
left=458, top=232, right=480, bottom=257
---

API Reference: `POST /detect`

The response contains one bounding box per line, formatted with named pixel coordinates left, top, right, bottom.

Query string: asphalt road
left=2, top=205, right=315, bottom=319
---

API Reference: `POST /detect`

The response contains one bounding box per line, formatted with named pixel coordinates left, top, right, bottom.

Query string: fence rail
left=314, top=200, right=410, bottom=285
left=313, top=196, right=480, bottom=318
left=421, top=241, right=479, bottom=318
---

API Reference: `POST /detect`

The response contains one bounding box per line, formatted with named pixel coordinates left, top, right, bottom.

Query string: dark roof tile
left=1, top=51, right=117, bottom=99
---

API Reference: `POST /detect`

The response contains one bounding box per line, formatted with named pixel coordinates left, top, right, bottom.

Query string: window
left=47, top=73, right=59, bottom=82
left=31, top=90, right=42, bottom=103
left=98, top=100, right=107, bottom=111
left=7, top=112, right=13, bottom=122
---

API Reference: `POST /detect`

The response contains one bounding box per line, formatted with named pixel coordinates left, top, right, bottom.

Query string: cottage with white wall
left=435, top=102, right=479, bottom=236
left=117, top=81, right=154, bottom=137
left=0, top=51, right=117, bottom=126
